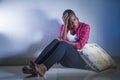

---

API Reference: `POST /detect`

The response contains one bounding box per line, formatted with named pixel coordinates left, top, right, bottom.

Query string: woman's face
left=69, top=15, right=79, bottom=29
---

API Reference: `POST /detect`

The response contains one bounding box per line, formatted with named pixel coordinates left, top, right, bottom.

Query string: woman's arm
left=62, top=24, right=68, bottom=40
left=62, top=13, right=69, bottom=40
left=75, top=24, right=90, bottom=49
left=65, top=41, right=76, bottom=48
left=57, top=37, right=76, bottom=48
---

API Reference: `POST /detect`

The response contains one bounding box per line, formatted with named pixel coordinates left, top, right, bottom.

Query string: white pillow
left=78, top=43, right=117, bottom=72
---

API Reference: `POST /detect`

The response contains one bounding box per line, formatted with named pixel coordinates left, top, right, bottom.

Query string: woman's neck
left=70, top=29, right=76, bottom=35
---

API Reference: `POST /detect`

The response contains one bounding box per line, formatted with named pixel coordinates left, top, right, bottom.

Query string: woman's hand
left=57, top=37, right=64, bottom=41
left=57, top=36, right=76, bottom=48
left=62, top=13, right=69, bottom=27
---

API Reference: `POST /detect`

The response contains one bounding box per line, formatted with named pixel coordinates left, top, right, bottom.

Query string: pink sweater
left=59, top=22, right=90, bottom=49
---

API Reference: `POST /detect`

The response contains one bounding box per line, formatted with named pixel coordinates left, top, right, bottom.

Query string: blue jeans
left=35, top=39, right=87, bottom=70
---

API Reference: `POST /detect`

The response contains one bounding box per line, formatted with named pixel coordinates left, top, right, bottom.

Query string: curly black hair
left=63, top=9, right=76, bottom=16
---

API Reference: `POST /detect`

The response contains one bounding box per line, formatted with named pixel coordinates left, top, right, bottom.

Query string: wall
left=0, top=0, right=120, bottom=65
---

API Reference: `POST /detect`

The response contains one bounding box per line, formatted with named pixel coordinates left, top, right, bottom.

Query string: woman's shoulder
left=59, top=24, right=64, bottom=31
left=78, top=22, right=90, bottom=31
left=79, top=22, right=90, bottom=27
left=60, top=24, right=64, bottom=27
left=59, top=24, right=64, bottom=29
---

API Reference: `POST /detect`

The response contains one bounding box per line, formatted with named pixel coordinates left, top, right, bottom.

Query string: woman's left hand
left=57, top=37, right=66, bottom=42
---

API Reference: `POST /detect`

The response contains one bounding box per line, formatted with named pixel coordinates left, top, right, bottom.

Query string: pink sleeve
left=75, top=24, right=90, bottom=49
left=59, top=25, right=68, bottom=41
left=59, top=25, right=63, bottom=38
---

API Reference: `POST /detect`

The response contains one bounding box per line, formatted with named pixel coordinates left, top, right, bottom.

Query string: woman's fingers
left=63, top=13, right=69, bottom=23
left=63, top=13, right=68, bottom=19
left=30, top=60, right=36, bottom=68
left=64, top=14, right=69, bottom=21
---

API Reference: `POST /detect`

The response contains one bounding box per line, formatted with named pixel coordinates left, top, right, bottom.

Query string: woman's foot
left=22, top=66, right=37, bottom=75
left=30, top=61, right=47, bottom=77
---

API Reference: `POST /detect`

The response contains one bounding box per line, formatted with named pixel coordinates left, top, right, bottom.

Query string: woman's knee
left=53, top=39, right=59, bottom=41
left=52, top=39, right=59, bottom=43
left=60, top=41, right=74, bottom=49
left=60, top=41, right=68, bottom=45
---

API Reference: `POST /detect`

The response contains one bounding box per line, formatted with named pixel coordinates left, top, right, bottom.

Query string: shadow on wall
left=0, top=9, right=61, bottom=65
left=21, top=9, right=61, bottom=57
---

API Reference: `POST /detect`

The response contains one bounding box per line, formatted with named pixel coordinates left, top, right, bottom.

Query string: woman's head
left=69, top=14, right=79, bottom=29
left=62, top=9, right=79, bottom=29
left=63, top=9, right=76, bottom=16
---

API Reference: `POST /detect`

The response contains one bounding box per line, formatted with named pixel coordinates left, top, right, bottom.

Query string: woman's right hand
left=62, top=13, right=69, bottom=27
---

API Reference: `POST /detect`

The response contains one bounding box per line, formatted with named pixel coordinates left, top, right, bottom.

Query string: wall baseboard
left=0, top=56, right=120, bottom=66
left=0, top=57, right=35, bottom=66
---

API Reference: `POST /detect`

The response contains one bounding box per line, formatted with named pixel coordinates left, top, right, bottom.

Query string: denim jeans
left=35, top=39, right=87, bottom=70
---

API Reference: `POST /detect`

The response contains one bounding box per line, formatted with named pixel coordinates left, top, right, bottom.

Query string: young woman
left=22, top=9, right=90, bottom=77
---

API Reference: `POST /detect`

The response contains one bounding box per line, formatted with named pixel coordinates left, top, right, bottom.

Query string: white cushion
left=78, top=43, right=117, bottom=72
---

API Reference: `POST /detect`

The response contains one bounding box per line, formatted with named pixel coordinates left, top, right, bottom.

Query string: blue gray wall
left=0, top=0, right=120, bottom=64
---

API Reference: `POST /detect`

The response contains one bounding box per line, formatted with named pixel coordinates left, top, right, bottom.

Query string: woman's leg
left=26, top=41, right=87, bottom=77
left=42, top=41, right=87, bottom=70
left=59, top=44, right=87, bottom=69
left=35, top=39, right=60, bottom=64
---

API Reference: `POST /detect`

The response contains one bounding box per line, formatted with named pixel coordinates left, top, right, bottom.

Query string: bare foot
left=29, top=61, right=47, bottom=77
left=22, top=66, right=37, bottom=75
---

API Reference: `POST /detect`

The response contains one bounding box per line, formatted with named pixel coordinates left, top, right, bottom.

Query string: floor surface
left=0, top=59, right=120, bottom=80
